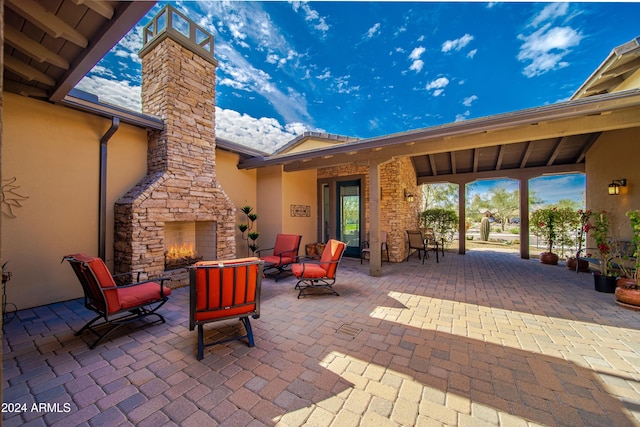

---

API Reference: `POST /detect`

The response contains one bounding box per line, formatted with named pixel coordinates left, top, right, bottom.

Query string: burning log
left=165, top=243, right=203, bottom=270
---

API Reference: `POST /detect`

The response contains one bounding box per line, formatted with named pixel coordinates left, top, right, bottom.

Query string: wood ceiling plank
left=6, top=0, right=88, bottom=47
left=4, top=26, right=70, bottom=69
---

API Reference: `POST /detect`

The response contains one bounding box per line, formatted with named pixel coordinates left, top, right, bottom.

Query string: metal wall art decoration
left=2, top=177, right=29, bottom=218
left=290, top=205, right=311, bottom=217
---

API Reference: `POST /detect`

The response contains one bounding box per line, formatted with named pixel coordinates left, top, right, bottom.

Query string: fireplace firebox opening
left=164, top=221, right=216, bottom=271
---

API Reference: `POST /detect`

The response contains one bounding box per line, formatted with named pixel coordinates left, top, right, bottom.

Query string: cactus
left=480, top=216, right=491, bottom=241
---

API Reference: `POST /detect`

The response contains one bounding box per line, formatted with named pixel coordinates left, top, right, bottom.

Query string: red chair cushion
left=320, top=240, right=345, bottom=278
left=69, top=253, right=120, bottom=312
left=192, top=259, right=259, bottom=323
left=272, top=234, right=301, bottom=258
left=116, top=283, right=172, bottom=313
left=260, top=255, right=296, bottom=266
left=292, top=263, right=327, bottom=279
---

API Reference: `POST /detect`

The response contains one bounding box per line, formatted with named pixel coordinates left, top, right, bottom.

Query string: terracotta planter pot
left=566, top=257, right=589, bottom=272
left=539, top=252, right=559, bottom=265
left=593, top=273, right=617, bottom=293
left=617, top=277, right=637, bottom=288
left=615, top=286, right=640, bottom=309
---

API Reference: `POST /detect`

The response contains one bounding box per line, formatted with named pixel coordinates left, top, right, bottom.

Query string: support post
left=368, top=160, right=382, bottom=276
left=458, top=181, right=467, bottom=254
left=519, top=178, right=530, bottom=259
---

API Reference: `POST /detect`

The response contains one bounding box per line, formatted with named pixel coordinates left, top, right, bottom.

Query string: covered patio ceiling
left=3, top=0, right=160, bottom=128
left=238, top=88, right=640, bottom=185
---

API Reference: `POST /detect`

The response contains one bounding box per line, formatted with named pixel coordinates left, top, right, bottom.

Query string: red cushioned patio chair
left=63, top=253, right=171, bottom=349
left=189, top=258, right=264, bottom=360
left=292, top=239, right=346, bottom=298
left=256, top=234, right=302, bottom=281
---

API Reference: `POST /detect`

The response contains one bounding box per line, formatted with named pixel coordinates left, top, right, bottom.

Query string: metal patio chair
left=63, top=253, right=172, bottom=349
left=189, top=258, right=264, bottom=360
left=292, top=239, right=346, bottom=298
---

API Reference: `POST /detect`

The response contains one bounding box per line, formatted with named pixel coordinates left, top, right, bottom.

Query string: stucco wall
left=215, top=149, right=258, bottom=258
left=2, top=92, right=148, bottom=309
left=281, top=169, right=317, bottom=251
left=256, top=166, right=283, bottom=253
left=585, top=127, right=640, bottom=242
left=255, top=166, right=316, bottom=257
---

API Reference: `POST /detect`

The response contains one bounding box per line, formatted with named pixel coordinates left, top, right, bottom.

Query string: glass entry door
left=337, top=180, right=361, bottom=257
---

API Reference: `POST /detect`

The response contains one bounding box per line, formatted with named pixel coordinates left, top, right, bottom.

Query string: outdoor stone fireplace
left=114, top=6, right=235, bottom=285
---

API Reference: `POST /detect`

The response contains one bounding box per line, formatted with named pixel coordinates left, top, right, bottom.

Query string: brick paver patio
left=3, top=249, right=640, bottom=426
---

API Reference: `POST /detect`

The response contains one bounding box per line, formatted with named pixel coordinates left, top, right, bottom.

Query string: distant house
left=2, top=3, right=639, bottom=310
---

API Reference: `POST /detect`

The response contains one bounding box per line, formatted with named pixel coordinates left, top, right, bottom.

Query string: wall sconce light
left=404, top=189, right=415, bottom=202
left=608, top=178, right=627, bottom=195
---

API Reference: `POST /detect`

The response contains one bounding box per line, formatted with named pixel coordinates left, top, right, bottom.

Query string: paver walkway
left=3, top=250, right=640, bottom=426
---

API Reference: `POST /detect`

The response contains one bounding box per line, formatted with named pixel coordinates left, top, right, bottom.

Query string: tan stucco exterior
left=2, top=92, right=149, bottom=310
left=256, top=165, right=317, bottom=256
left=585, top=127, right=640, bottom=241
left=215, top=148, right=258, bottom=258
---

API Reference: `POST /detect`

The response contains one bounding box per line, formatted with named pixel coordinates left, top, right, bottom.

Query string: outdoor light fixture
left=608, top=178, right=627, bottom=195
left=404, top=189, right=415, bottom=202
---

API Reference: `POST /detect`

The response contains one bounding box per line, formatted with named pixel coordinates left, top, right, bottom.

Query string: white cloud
left=75, top=75, right=142, bottom=111
left=365, top=23, right=381, bottom=39
left=215, top=42, right=313, bottom=125
left=442, top=34, right=474, bottom=53
left=408, top=46, right=426, bottom=73
left=517, top=25, right=582, bottom=77
left=517, top=3, right=582, bottom=77
left=531, top=2, right=569, bottom=28
left=462, top=95, right=478, bottom=107
left=409, top=46, right=425, bottom=60
left=291, top=1, right=330, bottom=35
left=77, top=73, right=312, bottom=154
left=409, top=60, right=424, bottom=73
left=316, top=70, right=332, bottom=80
left=426, top=77, right=450, bottom=96
left=455, top=111, right=471, bottom=122
left=215, top=107, right=314, bottom=153
left=467, top=49, right=477, bottom=59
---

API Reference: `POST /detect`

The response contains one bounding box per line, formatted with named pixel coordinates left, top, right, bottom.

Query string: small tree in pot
left=531, top=207, right=561, bottom=264
left=585, top=210, right=618, bottom=292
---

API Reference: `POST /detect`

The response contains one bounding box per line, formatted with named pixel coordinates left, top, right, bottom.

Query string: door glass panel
left=338, top=181, right=360, bottom=255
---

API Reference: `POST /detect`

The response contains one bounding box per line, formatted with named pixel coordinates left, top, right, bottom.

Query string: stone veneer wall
left=318, top=158, right=419, bottom=262
left=114, top=36, right=235, bottom=282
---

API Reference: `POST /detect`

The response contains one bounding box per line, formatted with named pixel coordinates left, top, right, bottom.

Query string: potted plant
left=531, top=207, right=561, bottom=265
left=615, top=210, right=640, bottom=308
left=566, top=209, right=591, bottom=272
left=585, top=210, right=617, bottom=292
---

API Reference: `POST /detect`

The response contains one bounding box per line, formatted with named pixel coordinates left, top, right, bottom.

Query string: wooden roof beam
left=71, top=0, right=115, bottom=19
left=6, top=0, right=89, bottom=48
left=520, top=142, right=533, bottom=168
left=495, top=145, right=504, bottom=170
left=546, top=137, right=566, bottom=166
left=4, top=56, right=55, bottom=86
left=575, top=132, right=602, bottom=163
left=4, top=26, right=70, bottom=69
left=428, top=154, right=438, bottom=176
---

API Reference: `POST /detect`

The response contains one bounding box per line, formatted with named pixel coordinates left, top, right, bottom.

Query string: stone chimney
left=114, top=5, right=235, bottom=283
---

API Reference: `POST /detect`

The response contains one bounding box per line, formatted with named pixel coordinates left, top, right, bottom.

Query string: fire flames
left=165, top=243, right=202, bottom=270
left=165, top=243, right=196, bottom=260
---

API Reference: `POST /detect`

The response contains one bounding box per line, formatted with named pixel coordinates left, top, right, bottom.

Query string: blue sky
left=75, top=1, right=638, bottom=203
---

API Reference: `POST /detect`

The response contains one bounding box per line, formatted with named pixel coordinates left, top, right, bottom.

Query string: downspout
left=99, top=117, right=120, bottom=260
